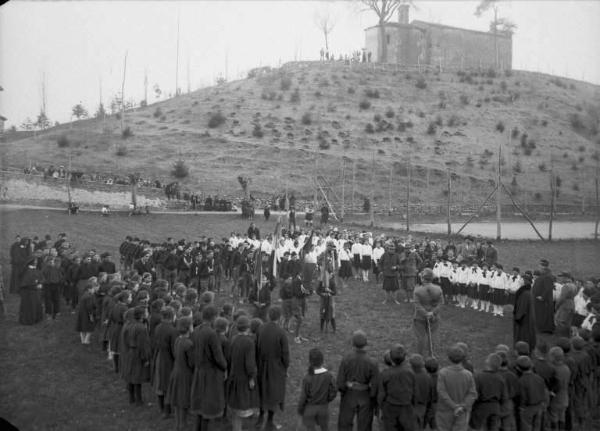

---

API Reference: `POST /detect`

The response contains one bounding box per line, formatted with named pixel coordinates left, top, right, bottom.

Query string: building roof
left=365, top=19, right=512, bottom=39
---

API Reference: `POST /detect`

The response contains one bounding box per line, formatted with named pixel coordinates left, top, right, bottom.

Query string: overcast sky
left=1, top=0, right=599, bottom=127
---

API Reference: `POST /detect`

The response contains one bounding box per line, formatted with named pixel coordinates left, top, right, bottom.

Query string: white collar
left=313, top=367, right=327, bottom=375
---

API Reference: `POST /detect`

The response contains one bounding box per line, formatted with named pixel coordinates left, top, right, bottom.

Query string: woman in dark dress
left=151, top=306, right=178, bottom=418
left=121, top=305, right=151, bottom=406
left=167, top=316, right=194, bottom=431
left=513, top=272, right=536, bottom=349
left=18, top=257, right=44, bottom=325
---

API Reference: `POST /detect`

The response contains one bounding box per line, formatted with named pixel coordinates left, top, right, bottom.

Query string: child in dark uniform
left=410, top=354, right=432, bottom=431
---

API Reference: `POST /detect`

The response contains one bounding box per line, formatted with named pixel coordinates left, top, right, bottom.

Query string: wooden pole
left=447, top=170, right=451, bottom=237
left=406, top=157, right=410, bottom=232
left=595, top=160, right=599, bottom=240
left=549, top=163, right=555, bottom=242
left=351, top=160, right=356, bottom=215
left=67, top=150, right=72, bottom=214
left=120, top=51, right=128, bottom=132
left=456, top=185, right=497, bottom=236
left=388, top=164, right=392, bottom=215
left=175, top=11, right=180, bottom=95
left=501, top=183, right=546, bottom=241
left=496, top=141, right=502, bottom=240
left=341, top=158, right=346, bottom=222
left=369, top=152, right=375, bottom=227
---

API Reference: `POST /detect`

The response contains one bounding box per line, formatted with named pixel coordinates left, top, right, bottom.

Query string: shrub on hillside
left=500, top=81, right=508, bottom=92
left=365, top=89, right=380, bottom=98
left=313, top=91, right=322, bottom=98
left=520, top=133, right=528, bottom=147
left=496, top=121, right=505, bottom=133
left=280, top=76, right=292, bottom=91
left=171, top=159, right=189, bottom=179
left=538, top=163, right=547, bottom=172
left=56, top=135, right=70, bottom=148
left=434, top=115, right=443, bottom=127
left=121, top=126, right=134, bottom=139
left=115, top=144, right=127, bottom=156
left=348, top=87, right=356, bottom=94
left=365, top=123, right=375, bottom=134
left=459, top=94, right=469, bottom=105
left=318, top=138, right=330, bottom=150
left=359, top=99, right=371, bottom=110
left=301, top=112, right=312, bottom=125
left=504, top=69, right=513, bottom=78
left=486, top=68, right=497, bottom=78
left=252, top=124, right=264, bottom=138
left=385, top=107, right=395, bottom=118
left=153, top=107, right=163, bottom=118
left=415, top=77, right=427, bottom=89
left=511, top=127, right=520, bottom=139
left=208, top=112, right=226, bottom=128
left=569, top=113, right=585, bottom=132
left=290, top=88, right=301, bottom=103
left=447, top=115, right=459, bottom=127
left=426, top=122, right=437, bottom=135
left=374, top=114, right=382, bottom=122
left=377, top=149, right=385, bottom=155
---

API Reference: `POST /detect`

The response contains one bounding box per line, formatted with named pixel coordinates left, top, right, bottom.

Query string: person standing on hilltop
left=532, top=259, right=555, bottom=338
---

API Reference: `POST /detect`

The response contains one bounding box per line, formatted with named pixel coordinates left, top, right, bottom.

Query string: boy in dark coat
left=76, top=279, right=98, bottom=344
left=167, top=317, right=194, bottom=431
left=190, top=305, right=227, bottom=430
left=337, top=330, right=379, bottom=431
left=470, top=353, right=507, bottom=431
left=298, top=348, right=337, bottom=431
left=227, top=316, right=259, bottom=431
left=515, top=356, right=549, bottom=431
left=410, top=354, right=432, bottom=431
left=42, top=256, right=64, bottom=320
left=256, top=306, right=290, bottom=431
left=495, top=351, right=519, bottom=431
left=377, top=344, right=414, bottom=431
left=424, top=357, right=439, bottom=431
left=151, top=306, right=178, bottom=418
left=122, top=306, right=152, bottom=406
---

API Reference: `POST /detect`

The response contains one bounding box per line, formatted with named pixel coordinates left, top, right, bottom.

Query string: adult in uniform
left=413, top=268, right=444, bottom=356
left=379, top=243, right=401, bottom=305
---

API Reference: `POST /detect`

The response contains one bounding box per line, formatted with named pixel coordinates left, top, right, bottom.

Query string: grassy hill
left=2, top=61, right=599, bottom=212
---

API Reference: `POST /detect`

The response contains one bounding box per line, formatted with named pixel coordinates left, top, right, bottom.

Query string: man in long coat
left=256, top=306, right=290, bottom=431
left=18, top=257, right=44, bottom=325
left=190, top=305, right=227, bottom=431
left=10, top=236, right=29, bottom=294
left=513, top=272, right=536, bottom=349
left=532, top=259, right=555, bottom=336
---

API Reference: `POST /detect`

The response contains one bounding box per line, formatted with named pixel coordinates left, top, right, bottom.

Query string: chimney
left=398, top=4, right=409, bottom=25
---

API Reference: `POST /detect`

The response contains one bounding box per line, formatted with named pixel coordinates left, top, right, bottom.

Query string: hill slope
left=2, top=61, right=599, bottom=213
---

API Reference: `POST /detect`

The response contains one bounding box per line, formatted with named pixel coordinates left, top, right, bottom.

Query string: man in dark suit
left=532, top=259, right=555, bottom=337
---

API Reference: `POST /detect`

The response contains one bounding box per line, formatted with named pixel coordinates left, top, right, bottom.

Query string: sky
left=1, top=0, right=599, bottom=128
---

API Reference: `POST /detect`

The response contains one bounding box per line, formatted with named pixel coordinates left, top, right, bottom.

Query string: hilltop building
left=365, top=5, right=512, bottom=70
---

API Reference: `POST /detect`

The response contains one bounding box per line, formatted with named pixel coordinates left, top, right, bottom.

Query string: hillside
left=2, top=61, right=599, bottom=213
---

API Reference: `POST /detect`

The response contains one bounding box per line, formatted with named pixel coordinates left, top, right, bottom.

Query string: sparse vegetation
left=415, top=76, right=427, bottom=89
left=121, top=126, right=134, bottom=139
left=496, top=121, right=505, bottom=133
left=459, top=94, right=469, bottom=105
left=365, top=88, right=380, bottom=98
left=115, top=144, right=127, bottom=156
left=434, top=115, right=443, bottom=127
left=348, top=87, right=356, bottom=94
left=301, top=112, right=312, bottom=125
left=426, top=122, right=437, bottom=135
left=359, top=99, right=371, bottom=110
left=56, top=135, right=70, bottom=148
left=365, top=123, right=375, bottom=134
left=153, top=107, right=163, bottom=118
left=291, top=88, right=301, bottom=103
left=208, top=112, right=226, bottom=128
left=171, top=159, right=189, bottom=179
left=511, top=127, right=520, bottom=139
left=385, top=107, right=395, bottom=119
left=280, top=76, right=292, bottom=91
left=447, top=115, right=459, bottom=127
left=252, top=124, right=264, bottom=138
left=538, top=163, right=547, bottom=172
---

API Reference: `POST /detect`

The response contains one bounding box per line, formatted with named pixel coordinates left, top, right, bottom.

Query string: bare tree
left=314, top=8, right=336, bottom=52
left=361, top=0, right=414, bottom=63
left=475, top=0, right=516, bottom=69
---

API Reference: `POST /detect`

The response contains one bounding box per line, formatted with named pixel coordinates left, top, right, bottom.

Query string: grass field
left=1, top=208, right=599, bottom=431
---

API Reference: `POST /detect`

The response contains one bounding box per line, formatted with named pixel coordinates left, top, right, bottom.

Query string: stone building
left=364, top=5, right=512, bottom=70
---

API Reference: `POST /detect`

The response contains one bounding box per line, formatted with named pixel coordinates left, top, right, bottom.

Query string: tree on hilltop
left=72, top=103, right=88, bottom=121
left=361, top=0, right=415, bottom=63
left=36, top=110, right=50, bottom=130
left=314, top=7, right=337, bottom=52
left=475, top=0, right=517, bottom=69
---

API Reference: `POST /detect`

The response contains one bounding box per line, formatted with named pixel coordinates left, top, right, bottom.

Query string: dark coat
left=190, top=322, right=228, bottom=418
left=76, top=291, right=96, bottom=332
left=513, top=284, right=537, bottom=348
left=18, top=267, right=44, bottom=325
left=227, top=333, right=259, bottom=410
left=151, top=321, right=178, bottom=394
left=10, top=244, right=30, bottom=294
left=532, top=268, right=555, bottom=333
left=121, top=321, right=151, bottom=384
left=108, top=302, right=128, bottom=354
left=167, top=335, right=194, bottom=408
left=256, top=321, right=290, bottom=409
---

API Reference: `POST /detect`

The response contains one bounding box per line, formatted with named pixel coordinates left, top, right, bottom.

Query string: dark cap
left=236, top=315, right=250, bottom=332
left=516, top=355, right=532, bottom=371
left=352, top=330, right=367, bottom=348
left=540, top=259, right=549, bottom=267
